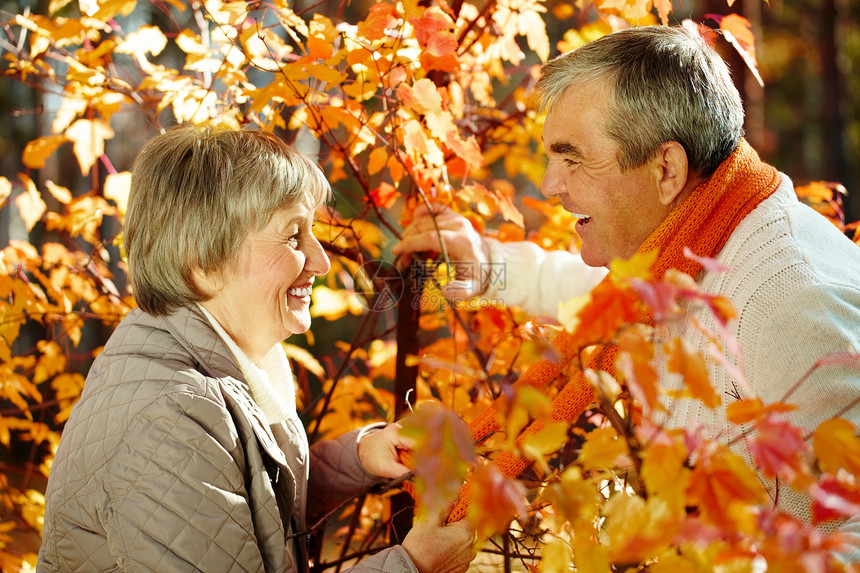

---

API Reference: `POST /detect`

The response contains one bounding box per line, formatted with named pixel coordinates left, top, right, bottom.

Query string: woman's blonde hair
left=124, top=124, right=331, bottom=316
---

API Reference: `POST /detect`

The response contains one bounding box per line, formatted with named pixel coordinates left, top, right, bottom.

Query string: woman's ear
left=654, top=141, right=690, bottom=207
left=192, top=267, right=221, bottom=297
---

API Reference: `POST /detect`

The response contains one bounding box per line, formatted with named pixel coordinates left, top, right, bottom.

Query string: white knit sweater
left=483, top=174, right=860, bottom=559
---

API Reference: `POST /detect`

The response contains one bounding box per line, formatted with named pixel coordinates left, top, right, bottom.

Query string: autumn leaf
left=813, top=418, right=860, bottom=476
left=665, top=337, right=720, bottom=409
left=577, top=426, right=631, bottom=471
left=715, top=13, right=763, bottom=87
left=15, top=174, right=46, bottom=231
left=746, top=412, right=812, bottom=487
left=809, top=473, right=860, bottom=525
left=400, top=401, right=477, bottom=518
left=609, top=250, right=657, bottom=281
left=544, top=466, right=602, bottom=524
left=568, top=278, right=641, bottom=348
left=467, top=464, right=527, bottom=539
left=367, top=183, right=400, bottom=210
left=686, top=442, right=767, bottom=531
left=726, top=397, right=797, bottom=425
left=22, top=135, right=68, bottom=169
left=357, top=3, right=397, bottom=41
left=65, top=119, right=114, bottom=175
left=603, top=494, right=682, bottom=564
left=0, top=177, right=10, bottom=206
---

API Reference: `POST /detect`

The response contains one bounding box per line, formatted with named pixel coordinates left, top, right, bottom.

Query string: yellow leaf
left=814, top=418, right=860, bottom=476
left=310, top=285, right=365, bottom=320
left=104, top=172, right=132, bottom=217
left=609, top=249, right=658, bottom=281
left=544, top=466, right=602, bottom=524
left=282, top=342, right=326, bottom=378
left=34, top=340, right=65, bottom=384
left=15, top=173, right=46, bottom=231
left=577, top=426, right=631, bottom=470
left=640, top=441, right=690, bottom=501
left=0, top=177, right=11, bottom=206
left=22, top=135, right=68, bottom=169
left=521, top=421, right=569, bottom=471
left=306, top=63, right=344, bottom=86
left=540, top=537, right=572, bottom=573
left=115, top=25, right=167, bottom=57
left=45, top=181, right=73, bottom=204
left=65, top=119, right=115, bottom=175
left=572, top=532, right=611, bottom=573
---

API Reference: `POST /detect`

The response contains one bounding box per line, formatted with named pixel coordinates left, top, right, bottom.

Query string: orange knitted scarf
left=411, top=139, right=780, bottom=523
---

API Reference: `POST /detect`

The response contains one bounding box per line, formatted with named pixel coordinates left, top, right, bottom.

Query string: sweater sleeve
left=101, top=391, right=266, bottom=572
left=482, top=238, right=608, bottom=319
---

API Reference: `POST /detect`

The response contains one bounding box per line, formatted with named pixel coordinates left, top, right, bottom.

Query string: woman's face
left=201, top=202, right=330, bottom=362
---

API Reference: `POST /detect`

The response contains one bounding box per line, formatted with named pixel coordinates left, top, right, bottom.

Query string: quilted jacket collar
left=158, top=305, right=289, bottom=468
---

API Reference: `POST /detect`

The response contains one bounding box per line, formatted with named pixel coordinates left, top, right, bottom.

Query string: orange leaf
left=22, top=135, right=68, bottom=169
left=400, top=402, right=477, bottom=517
left=686, top=442, right=767, bottom=530
left=467, top=464, right=527, bottom=539
left=726, top=397, right=797, bottom=425
left=367, top=183, right=399, bottom=210
left=357, top=3, right=397, bottom=41
left=665, top=337, right=720, bottom=409
left=367, top=147, right=389, bottom=176
left=814, top=418, right=860, bottom=476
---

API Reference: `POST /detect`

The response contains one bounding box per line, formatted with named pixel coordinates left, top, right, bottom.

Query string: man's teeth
left=288, top=286, right=313, bottom=297
left=572, top=213, right=591, bottom=221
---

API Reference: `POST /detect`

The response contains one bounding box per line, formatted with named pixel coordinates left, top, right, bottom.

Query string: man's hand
left=392, top=203, right=492, bottom=300
left=401, top=505, right=477, bottom=573
left=356, top=423, right=414, bottom=479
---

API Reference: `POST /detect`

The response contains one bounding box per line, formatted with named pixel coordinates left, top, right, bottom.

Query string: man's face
left=541, top=81, right=670, bottom=268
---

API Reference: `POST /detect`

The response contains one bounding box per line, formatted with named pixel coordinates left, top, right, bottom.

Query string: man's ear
left=654, top=141, right=690, bottom=207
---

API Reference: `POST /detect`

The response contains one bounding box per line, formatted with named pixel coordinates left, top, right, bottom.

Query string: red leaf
left=810, top=474, right=860, bottom=525
left=747, top=413, right=812, bottom=486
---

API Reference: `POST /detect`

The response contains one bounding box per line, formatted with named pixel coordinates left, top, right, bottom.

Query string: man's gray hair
left=124, top=124, right=331, bottom=316
left=535, top=26, right=744, bottom=177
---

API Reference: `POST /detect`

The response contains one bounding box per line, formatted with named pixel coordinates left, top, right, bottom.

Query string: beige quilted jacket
left=38, top=306, right=417, bottom=572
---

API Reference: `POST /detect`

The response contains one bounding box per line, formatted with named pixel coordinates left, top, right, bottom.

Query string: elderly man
left=394, top=25, right=860, bottom=559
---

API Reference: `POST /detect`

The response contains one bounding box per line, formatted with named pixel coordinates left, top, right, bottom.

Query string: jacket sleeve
left=306, top=426, right=384, bottom=519
left=100, top=390, right=266, bottom=572
left=343, top=546, right=419, bottom=573
left=482, top=238, right=608, bottom=319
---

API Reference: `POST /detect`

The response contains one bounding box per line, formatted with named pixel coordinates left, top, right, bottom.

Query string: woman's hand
left=392, top=203, right=492, bottom=300
left=357, top=423, right=414, bottom=479
left=401, top=505, right=477, bottom=573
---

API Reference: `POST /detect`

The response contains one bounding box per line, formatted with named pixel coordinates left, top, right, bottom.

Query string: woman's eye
left=285, top=234, right=300, bottom=247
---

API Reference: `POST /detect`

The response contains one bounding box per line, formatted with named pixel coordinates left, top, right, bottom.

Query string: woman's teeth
left=288, top=286, right=312, bottom=297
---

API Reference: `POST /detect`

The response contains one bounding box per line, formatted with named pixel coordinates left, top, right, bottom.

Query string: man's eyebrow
left=547, top=141, right=583, bottom=159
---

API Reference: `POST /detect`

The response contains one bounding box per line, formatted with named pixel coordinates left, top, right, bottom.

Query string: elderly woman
left=38, top=126, right=476, bottom=573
